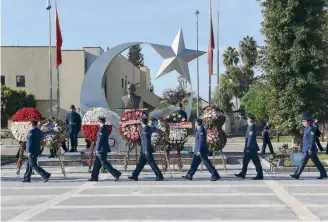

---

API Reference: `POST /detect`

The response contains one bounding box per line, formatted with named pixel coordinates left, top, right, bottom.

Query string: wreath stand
left=158, top=145, right=173, bottom=178
left=57, top=145, right=66, bottom=178
left=124, top=142, right=140, bottom=172
left=200, top=150, right=227, bottom=173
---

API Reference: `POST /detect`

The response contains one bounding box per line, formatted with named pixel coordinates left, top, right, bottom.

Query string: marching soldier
left=313, top=119, right=324, bottom=151
left=128, top=116, right=164, bottom=181
left=290, top=116, right=327, bottom=180
left=65, top=105, right=82, bottom=152
left=235, top=113, right=263, bottom=180
left=261, top=123, right=274, bottom=155
left=22, top=119, right=51, bottom=183
left=182, top=118, right=221, bottom=181
left=89, top=116, right=121, bottom=181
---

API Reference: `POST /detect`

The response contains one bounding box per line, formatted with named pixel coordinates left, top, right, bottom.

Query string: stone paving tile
left=293, top=195, right=328, bottom=204
left=1, top=209, right=28, bottom=222
left=57, top=195, right=284, bottom=206
left=307, top=207, right=328, bottom=221
left=79, top=185, right=274, bottom=195
left=1, top=188, right=72, bottom=196
left=283, top=186, right=328, bottom=193
left=27, top=207, right=298, bottom=221
left=1, top=196, right=55, bottom=208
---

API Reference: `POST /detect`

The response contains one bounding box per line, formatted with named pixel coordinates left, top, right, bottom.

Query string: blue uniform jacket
left=302, top=125, right=316, bottom=153
left=141, top=125, right=153, bottom=153
left=194, top=125, right=209, bottom=155
left=96, top=125, right=110, bottom=153
left=262, top=126, right=270, bottom=142
left=178, top=110, right=188, bottom=121
left=26, top=127, right=42, bottom=156
left=65, top=112, right=82, bottom=133
left=245, top=124, right=259, bottom=152
left=312, top=122, right=321, bottom=137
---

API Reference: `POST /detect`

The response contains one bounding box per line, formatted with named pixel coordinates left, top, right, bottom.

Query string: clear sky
left=1, top=0, right=265, bottom=101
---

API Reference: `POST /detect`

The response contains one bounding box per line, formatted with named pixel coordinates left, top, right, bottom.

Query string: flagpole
left=217, top=0, right=220, bottom=86
left=195, top=10, right=200, bottom=117
left=55, top=0, right=60, bottom=119
left=208, top=0, right=212, bottom=106
left=47, top=0, right=53, bottom=117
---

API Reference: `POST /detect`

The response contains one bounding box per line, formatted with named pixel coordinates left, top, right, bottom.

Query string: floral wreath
left=82, top=107, right=115, bottom=172
left=118, top=109, right=144, bottom=143
left=10, top=107, right=42, bottom=175
left=203, top=109, right=226, bottom=130
left=207, top=128, right=227, bottom=152
left=40, top=119, right=66, bottom=149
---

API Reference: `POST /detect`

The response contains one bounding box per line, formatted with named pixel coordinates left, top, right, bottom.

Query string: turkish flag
left=56, top=10, right=63, bottom=69
left=208, top=10, right=215, bottom=75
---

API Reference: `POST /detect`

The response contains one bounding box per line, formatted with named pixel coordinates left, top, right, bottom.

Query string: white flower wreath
left=11, top=122, right=30, bottom=142
left=82, top=107, right=119, bottom=128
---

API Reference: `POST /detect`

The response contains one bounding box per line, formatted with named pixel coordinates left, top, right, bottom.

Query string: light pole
left=195, top=10, right=200, bottom=117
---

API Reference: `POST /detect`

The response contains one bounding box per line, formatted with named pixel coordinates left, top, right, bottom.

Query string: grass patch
left=1, top=155, right=17, bottom=162
left=267, top=153, right=328, bottom=167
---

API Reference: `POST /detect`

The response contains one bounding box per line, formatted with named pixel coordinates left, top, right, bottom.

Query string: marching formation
left=19, top=102, right=327, bottom=183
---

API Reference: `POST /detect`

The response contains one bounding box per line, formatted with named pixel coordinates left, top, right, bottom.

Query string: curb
left=1, top=158, right=17, bottom=166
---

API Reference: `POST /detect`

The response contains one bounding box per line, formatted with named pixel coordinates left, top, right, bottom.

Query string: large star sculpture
left=150, top=28, right=206, bottom=84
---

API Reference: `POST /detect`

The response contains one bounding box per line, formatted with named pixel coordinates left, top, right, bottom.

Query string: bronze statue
left=122, top=83, right=141, bottom=109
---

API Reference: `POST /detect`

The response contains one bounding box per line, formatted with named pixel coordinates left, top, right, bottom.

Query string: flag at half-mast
left=208, top=0, right=215, bottom=76
left=56, top=5, right=63, bottom=68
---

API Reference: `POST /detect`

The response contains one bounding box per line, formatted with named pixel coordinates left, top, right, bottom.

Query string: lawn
left=266, top=153, right=328, bottom=167
left=1, top=155, right=17, bottom=162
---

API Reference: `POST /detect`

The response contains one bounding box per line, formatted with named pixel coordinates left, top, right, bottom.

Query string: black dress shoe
left=290, top=174, right=300, bottom=180
left=155, top=176, right=164, bottom=181
left=88, top=178, right=98, bottom=182
left=44, top=174, right=51, bottom=183
left=182, top=175, right=192, bottom=181
left=234, top=173, right=245, bottom=179
left=211, top=175, right=221, bottom=181
left=22, top=179, right=30, bottom=183
left=48, top=155, right=55, bottom=158
left=317, top=175, right=328, bottom=180
left=114, top=172, right=122, bottom=182
left=252, top=175, right=264, bottom=180
left=128, top=176, right=138, bottom=181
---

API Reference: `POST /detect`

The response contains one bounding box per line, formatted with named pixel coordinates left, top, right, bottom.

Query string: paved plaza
left=1, top=163, right=328, bottom=222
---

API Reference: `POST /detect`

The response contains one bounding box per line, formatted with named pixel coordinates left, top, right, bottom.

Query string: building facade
left=1, top=46, right=164, bottom=121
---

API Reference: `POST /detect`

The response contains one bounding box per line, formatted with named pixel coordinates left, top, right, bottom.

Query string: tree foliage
left=258, top=0, right=328, bottom=135
left=127, top=45, right=144, bottom=68
left=213, top=36, right=259, bottom=114
left=241, top=82, right=270, bottom=123
left=1, top=85, right=37, bottom=127
left=161, top=76, right=188, bottom=106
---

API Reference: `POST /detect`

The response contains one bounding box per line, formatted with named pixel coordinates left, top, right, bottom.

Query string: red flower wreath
left=82, top=125, right=113, bottom=143
left=119, top=109, right=143, bottom=143
left=12, top=107, right=42, bottom=122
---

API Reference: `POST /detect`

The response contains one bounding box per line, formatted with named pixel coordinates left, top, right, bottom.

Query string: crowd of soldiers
left=21, top=103, right=327, bottom=182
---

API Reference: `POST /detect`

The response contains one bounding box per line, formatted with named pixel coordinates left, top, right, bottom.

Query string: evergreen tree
left=258, top=0, right=328, bottom=135
left=127, top=45, right=144, bottom=68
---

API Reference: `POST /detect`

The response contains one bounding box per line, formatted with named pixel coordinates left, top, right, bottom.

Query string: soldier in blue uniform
left=128, top=116, right=164, bottom=181
left=313, top=119, right=324, bottom=151
left=290, top=116, right=327, bottom=180
left=177, top=103, right=187, bottom=120
left=89, top=116, right=121, bottom=181
left=182, top=118, right=220, bottom=181
left=235, top=113, right=263, bottom=180
left=22, top=119, right=51, bottom=183
left=261, top=123, right=274, bottom=155
left=65, top=105, right=82, bottom=152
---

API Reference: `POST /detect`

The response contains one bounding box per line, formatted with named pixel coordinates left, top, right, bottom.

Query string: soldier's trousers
left=91, top=153, right=121, bottom=179
left=69, top=132, right=78, bottom=151
left=132, top=153, right=163, bottom=178
left=24, top=155, right=50, bottom=180
left=294, top=152, right=327, bottom=177
left=187, top=154, right=220, bottom=177
left=315, top=137, right=324, bottom=151
left=261, top=140, right=274, bottom=154
left=240, top=151, right=263, bottom=177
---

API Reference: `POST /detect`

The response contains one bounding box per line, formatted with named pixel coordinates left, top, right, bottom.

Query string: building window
left=16, top=75, right=25, bottom=87
left=122, top=78, right=124, bottom=88
left=1, top=76, right=5, bottom=85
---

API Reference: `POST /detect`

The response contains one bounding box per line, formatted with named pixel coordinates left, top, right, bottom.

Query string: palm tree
left=239, top=36, right=258, bottom=68
left=223, top=47, right=239, bottom=69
